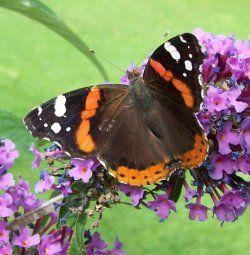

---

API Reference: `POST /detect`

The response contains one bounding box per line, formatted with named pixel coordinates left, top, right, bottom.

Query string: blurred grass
left=0, top=0, right=249, bottom=254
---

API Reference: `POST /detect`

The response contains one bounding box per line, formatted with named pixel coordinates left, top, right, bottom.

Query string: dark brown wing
left=98, top=94, right=171, bottom=186
left=143, top=33, right=204, bottom=112
left=24, top=84, right=129, bottom=158
left=145, top=87, right=208, bottom=169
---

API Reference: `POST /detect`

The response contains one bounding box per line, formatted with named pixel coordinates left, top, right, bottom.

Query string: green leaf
left=0, top=0, right=108, bottom=80
left=69, top=212, right=87, bottom=255
left=0, top=109, right=34, bottom=150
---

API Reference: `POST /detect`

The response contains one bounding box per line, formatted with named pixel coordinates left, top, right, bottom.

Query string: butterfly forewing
left=24, top=84, right=129, bottom=158
left=143, top=33, right=204, bottom=112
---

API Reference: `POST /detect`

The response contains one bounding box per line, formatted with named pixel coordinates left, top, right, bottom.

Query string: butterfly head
left=126, top=68, right=142, bottom=84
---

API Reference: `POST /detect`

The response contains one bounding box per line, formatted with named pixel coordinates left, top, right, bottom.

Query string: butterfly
left=24, top=33, right=208, bottom=187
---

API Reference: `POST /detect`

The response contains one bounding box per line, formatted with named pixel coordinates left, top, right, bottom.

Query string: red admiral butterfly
left=24, top=33, right=208, bottom=186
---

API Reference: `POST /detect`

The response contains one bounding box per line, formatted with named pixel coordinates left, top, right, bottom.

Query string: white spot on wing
left=180, top=36, right=187, bottom=43
left=164, top=42, right=180, bottom=61
left=66, top=127, right=71, bottom=132
left=38, top=106, right=42, bottom=116
left=65, top=151, right=71, bottom=156
left=43, top=137, right=50, bottom=141
left=97, top=157, right=107, bottom=169
left=51, top=122, right=61, bottom=133
left=183, top=73, right=187, bottom=77
left=44, top=123, right=48, bottom=127
left=54, top=95, right=66, bottom=117
left=53, top=141, right=62, bottom=148
left=198, top=74, right=203, bottom=85
left=189, top=54, right=193, bottom=58
left=184, top=60, right=193, bottom=71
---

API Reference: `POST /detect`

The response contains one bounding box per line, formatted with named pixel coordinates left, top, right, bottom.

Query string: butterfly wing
left=24, top=84, right=173, bottom=186
left=24, top=84, right=129, bottom=158
left=143, top=33, right=204, bottom=112
left=142, top=33, right=208, bottom=169
left=145, top=87, right=208, bottom=169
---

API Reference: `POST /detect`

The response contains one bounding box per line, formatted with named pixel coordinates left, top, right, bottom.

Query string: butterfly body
left=24, top=33, right=208, bottom=186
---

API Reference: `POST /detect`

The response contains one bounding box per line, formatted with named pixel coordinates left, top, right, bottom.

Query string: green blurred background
left=0, top=1, right=249, bottom=254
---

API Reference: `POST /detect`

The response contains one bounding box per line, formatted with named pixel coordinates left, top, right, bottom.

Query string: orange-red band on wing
left=150, top=59, right=173, bottom=81
left=108, top=162, right=173, bottom=187
left=75, top=87, right=100, bottom=153
left=182, top=134, right=207, bottom=168
left=149, top=58, right=194, bottom=108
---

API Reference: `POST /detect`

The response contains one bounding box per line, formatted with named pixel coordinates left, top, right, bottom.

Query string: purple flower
left=237, top=155, right=250, bottom=174
left=0, top=193, right=13, bottom=217
left=0, top=139, right=19, bottom=171
left=30, top=143, right=44, bottom=169
left=183, top=184, right=197, bottom=202
left=226, top=87, right=248, bottom=113
left=0, top=173, right=14, bottom=190
left=56, top=178, right=73, bottom=196
left=220, top=190, right=246, bottom=209
left=204, top=86, right=228, bottom=112
left=216, top=122, right=239, bottom=155
left=197, top=111, right=212, bottom=133
left=68, top=159, right=96, bottom=183
left=0, top=243, right=12, bottom=255
left=239, top=117, right=250, bottom=153
left=226, top=57, right=246, bottom=81
left=7, top=178, right=40, bottom=212
left=35, top=171, right=55, bottom=193
left=213, top=203, right=236, bottom=222
left=147, top=194, right=176, bottom=221
left=13, top=226, right=40, bottom=248
left=119, top=184, right=144, bottom=206
left=39, top=234, right=63, bottom=255
left=235, top=40, right=250, bottom=60
left=85, top=232, right=108, bottom=255
left=0, top=221, right=10, bottom=243
left=214, top=190, right=248, bottom=221
left=210, top=153, right=236, bottom=180
left=186, top=202, right=209, bottom=221
left=107, top=238, right=125, bottom=255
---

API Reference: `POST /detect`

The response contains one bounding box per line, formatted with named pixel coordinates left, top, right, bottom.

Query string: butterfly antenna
left=135, top=30, right=170, bottom=67
left=89, top=49, right=125, bottom=74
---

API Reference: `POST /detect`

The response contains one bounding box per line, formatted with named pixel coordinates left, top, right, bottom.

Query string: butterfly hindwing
left=143, top=33, right=204, bottom=112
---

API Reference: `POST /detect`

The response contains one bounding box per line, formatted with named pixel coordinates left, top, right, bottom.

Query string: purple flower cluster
left=0, top=138, right=122, bottom=255
left=30, top=144, right=100, bottom=196
left=193, top=28, right=250, bottom=84
left=0, top=139, right=74, bottom=254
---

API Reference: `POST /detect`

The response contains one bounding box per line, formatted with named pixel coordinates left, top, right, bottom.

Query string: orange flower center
left=214, top=100, right=221, bottom=106
left=81, top=167, right=87, bottom=174
left=22, top=240, right=28, bottom=246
